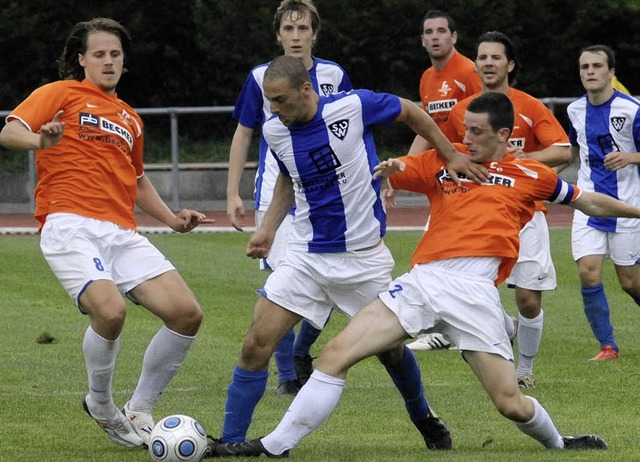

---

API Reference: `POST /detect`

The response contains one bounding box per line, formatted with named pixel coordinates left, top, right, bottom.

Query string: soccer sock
left=516, top=310, right=544, bottom=376
left=383, top=346, right=430, bottom=422
left=274, top=328, right=297, bottom=384
left=261, top=370, right=345, bottom=456
left=581, top=284, right=617, bottom=350
left=83, top=325, right=119, bottom=414
left=515, top=396, right=563, bottom=448
left=293, top=320, right=323, bottom=358
left=129, top=326, right=195, bottom=413
left=222, top=367, right=269, bottom=443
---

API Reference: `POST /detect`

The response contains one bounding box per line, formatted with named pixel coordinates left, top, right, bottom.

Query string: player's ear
left=497, top=127, right=511, bottom=143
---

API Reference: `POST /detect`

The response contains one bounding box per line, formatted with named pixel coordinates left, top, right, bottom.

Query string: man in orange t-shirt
left=215, top=92, right=623, bottom=457
left=0, top=18, right=212, bottom=450
left=441, top=31, right=570, bottom=389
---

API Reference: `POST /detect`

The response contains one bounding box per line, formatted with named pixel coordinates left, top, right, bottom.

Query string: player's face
left=264, top=77, right=311, bottom=126
left=463, top=111, right=504, bottom=163
left=579, top=51, right=614, bottom=93
left=421, top=17, right=456, bottom=59
left=475, top=42, right=514, bottom=90
left=277, top=11, right=317, bottom=67
left=78, top=31, right=124, bottom=94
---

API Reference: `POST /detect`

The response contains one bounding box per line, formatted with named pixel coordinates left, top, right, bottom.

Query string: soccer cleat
left=203, top=436, right=289, bottom=458
left=517, top=374, right=536, bottom=389
left=276, top=380, right=301, bottom=397
left=82, top=396, right=145, bottom=448
left=413, top=411, right=453, bottom=450
left=294, top=354, right=314, bottom=385
left=588, top=345, right=619, bottom=361
left=122, top=400, right=155, bottom=445
left=562, top=435, right=608, bottom=450
left=406, top=333, right=452, bottom=351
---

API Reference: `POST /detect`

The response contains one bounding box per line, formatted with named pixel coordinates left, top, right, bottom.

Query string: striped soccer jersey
left=233, top=57, right=352, bottom=212
left=263, top=90, right=401, bottom=253
left=568, top=90, right=640, bottom=232
left=390, top=147, right=581, bottom=285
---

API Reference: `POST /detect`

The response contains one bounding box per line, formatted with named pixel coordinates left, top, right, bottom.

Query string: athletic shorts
left=379, top=263, right=514, bottom=361
left=259, top=242, right=394, bottom=329
left=506, top=211, right=557, bottom=290
left=40, top=213, right=175, bottom=311
left=255, top=210, right=293, bottom=271
left=572, top=217, right=640, bottom=265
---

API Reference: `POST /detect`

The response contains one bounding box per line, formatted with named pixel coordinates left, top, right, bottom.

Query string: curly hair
left=58, top=18, right=131, bottom=81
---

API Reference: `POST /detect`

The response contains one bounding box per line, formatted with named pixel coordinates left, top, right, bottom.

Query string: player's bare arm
left=136, top=175, right=214, bottom=232
left=603, top=151, right=640, bottom=171
left=513, top=144, right=571, bottom=167
left=570, top=190, right=640, bottom=218
left=0, top=110, right=65, bottom=151
left=226, top=123, right=255, bottom=231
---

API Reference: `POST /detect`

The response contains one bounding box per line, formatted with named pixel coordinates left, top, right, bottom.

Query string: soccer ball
left=148, top=414, right=208, bottom=462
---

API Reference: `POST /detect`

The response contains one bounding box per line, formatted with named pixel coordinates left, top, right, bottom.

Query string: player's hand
left=227, top=195, right=245, bottom=231
left=381, top=178, right=397, bottom=208
left=171, top=209, right=215, bottom=233
left=373, top=158, right=406, bottom=179
left=603, top=151, right=628, bottom=171
left=246, top=228, right=274, bottom=259
left=507, top=140, right=526, bottom=159
left=38, top=110, right=65, bottom=149
left=445, top=150, right=490, bottom=185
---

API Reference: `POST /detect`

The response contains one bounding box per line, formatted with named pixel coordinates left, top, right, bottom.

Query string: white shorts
left=379, top=263, right=514, bottom=361
left=260, top=242, right=394, bottom=329
left=255, top=210, right=293, bottom=271
left=572, top=217, right=640, bottom=265
left=505, top=211, right=557, bottom=290
left=40, top=213, right=175, bottom=310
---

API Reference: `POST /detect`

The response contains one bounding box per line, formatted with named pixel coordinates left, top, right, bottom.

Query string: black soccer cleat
left=276, top=379, right=301, bottom=397
left=413, top=412, right=453, bottom=450
left=294, top=354, right=314, bottom=386
left=562, top=435, right=608, bottom=450
left=203, top=436, right=289, bottom=458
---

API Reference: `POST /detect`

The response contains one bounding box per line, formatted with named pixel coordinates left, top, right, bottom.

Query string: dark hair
left=421, top=10, right=456, bottom=34
left=264, top=55, right=311, bottom=90
left=580, top=44, right=616, bottom=69
left=476, top=31, right=519, bottom=83
left=273, top=0, right=320, bottom=34
left=58, top=18, right=131, bottom=81
left=467, top=91, right=514, bottom=136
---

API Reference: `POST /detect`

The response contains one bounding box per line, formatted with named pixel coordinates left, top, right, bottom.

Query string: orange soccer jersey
left=442, top=88, right=570, bottom=213
left=419, top=50, right=482, bottom=129
left=389, top=146, right=581, bottom=285
left=7, top=79, right=144, bottom=231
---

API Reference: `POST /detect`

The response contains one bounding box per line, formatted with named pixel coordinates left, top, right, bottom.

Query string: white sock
left=128, top=326, right=195, bottom=413
left=516, top=311, right=544, bottom=376
left=261, top=370, right=345, bottom=455
left=515, top=396, right=563, bottom=448
left=83, top=325, right=119, bottom=415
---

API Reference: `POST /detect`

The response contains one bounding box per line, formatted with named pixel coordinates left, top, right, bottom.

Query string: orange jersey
left=389, top=146, right=581, bottom=285
left=418, top=50, right=482, bottom=128
left=7, top=79, right=144, bottom=231
left=442, top=88, right=570, bottom=213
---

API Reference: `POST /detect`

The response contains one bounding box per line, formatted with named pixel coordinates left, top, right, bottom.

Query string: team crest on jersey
left=611, top=117, right=625, bottom=132
left=320, top=83, right=335, bottom=96
left=438, top=81, right=452, bottom=96
left=329, top=119, right=349, bottom=140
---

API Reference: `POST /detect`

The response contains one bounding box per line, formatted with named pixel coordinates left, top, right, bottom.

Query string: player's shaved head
left=264, top=55, right=311, bottom=90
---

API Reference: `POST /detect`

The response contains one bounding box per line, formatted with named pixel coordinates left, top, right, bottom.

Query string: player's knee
left=238, top=329, right=277, bottom=370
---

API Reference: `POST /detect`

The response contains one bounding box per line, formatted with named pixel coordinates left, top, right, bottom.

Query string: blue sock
left=383, top=346, right=430, bottom=422
left=581, top=284, right=618, bottom=351
left=222, top=367, right=269, bottom=442
left=293, top=320, right=323, bottom=358
left=274, top=328, right=297, bottom=384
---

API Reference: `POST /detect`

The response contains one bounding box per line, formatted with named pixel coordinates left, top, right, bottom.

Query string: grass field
left=1, top=230, right=638, bottom=461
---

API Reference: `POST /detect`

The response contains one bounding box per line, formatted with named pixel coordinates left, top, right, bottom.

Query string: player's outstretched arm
left=570, top=191, right=640, bottom=219
left=0, top=111, right=65, bottom=151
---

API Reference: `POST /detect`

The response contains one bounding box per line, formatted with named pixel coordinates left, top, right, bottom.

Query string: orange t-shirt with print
left=389, top=145, right=581, bottom=285
left=418, top=50, right=482, bottom=129
left=7, top=79, right=144, bottom=231
left=442, top=88, right=570, bottom=213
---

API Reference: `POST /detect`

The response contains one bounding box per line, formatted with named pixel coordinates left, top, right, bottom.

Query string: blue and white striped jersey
left=232, top=57, right=352, bottom=211
left=263, top=90, right=401, bottom=253
left=568, top=90, right=640, bottom=232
